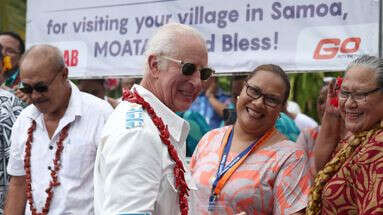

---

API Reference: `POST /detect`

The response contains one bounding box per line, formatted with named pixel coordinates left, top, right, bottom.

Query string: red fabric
left=321, top=129, right=383, bottom=214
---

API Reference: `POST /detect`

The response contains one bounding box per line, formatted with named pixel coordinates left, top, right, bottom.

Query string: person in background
left=190, top=77, right=231, bottom=129
left=0, top=44, right=23, bottom=214
left=94, top=23, right=213, bottom=215
left=77, top=79, right=117, bottom=108
left=0, top=32, right=24, bottom=89
left=285, top=101, right=318, bottom=131
left=5, top=44, right=113, bottom=214
left=0, top=32, right=32, bottom=105
left=191, top=64, right=310, bottom=214
left=275, top=111, right=301, bottom=142
left=120, top=77, right=141, bottom=90
left=176, top=110, right=210, bottom=157
left=223, top=75, right=247, bottom=125
left=307, top=55, right=383, bottom=214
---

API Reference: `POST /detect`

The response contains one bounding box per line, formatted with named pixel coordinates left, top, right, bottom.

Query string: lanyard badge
left=208, top=126, right=275, bottom=212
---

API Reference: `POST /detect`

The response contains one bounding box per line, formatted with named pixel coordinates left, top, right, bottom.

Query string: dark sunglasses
left=160, top=56, right=214, bottom=81
left=19, top=72, right=60, bottom=94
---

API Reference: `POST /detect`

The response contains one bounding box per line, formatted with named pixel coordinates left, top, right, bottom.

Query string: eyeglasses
left=244, top=82, right=282, bottom=108
left=160, top=56, right=214, bottom=81
left=19, top=71, right=61, bottom=94
left=339, top=87, right=381, bottom=103
left=1, top=46, right=20, bottom=56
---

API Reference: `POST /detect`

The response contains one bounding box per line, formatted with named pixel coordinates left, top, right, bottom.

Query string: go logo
left=313, top=37, right=361, bottom=60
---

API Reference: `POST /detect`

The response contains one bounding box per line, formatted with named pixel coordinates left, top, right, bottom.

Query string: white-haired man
left=94, top=23, right=213, bottom=214
left=5, top=44, right=113, bottom=214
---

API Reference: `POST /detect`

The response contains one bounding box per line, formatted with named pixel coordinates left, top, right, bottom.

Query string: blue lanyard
left=211, top=129, right=257, bottom=193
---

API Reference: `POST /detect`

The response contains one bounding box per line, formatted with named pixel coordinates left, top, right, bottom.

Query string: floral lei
left=24, top=120, right=70, bottom=215
left=122, top=88, right=190, bottom=215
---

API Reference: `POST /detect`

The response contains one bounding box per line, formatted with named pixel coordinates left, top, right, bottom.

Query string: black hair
left=0, top=31, right=25, bottom=54
left=247, top=64, right=291, bottom=105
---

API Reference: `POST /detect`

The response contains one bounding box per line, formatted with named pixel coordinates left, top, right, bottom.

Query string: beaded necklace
left=24, top=120, right=70, bottom=215
left=123, top=88, right=189, bottom=215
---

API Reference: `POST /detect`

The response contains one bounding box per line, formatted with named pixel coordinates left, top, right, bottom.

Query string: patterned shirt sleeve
left=273, top=149, right=311, bottom=215
left=0, top=90, right=23, bottom=211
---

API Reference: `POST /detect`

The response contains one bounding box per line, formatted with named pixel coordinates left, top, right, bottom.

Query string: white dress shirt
left=94, top=84, right=197, bottom=215
left=7, top=82, right=113, bottom=215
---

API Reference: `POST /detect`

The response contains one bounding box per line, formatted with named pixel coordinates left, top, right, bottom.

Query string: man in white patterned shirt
left=0, top=44, right=23, bottom=214
left=5, top=44, right=113, bottom=214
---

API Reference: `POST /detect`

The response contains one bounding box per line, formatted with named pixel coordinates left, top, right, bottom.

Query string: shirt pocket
left=165, top=170, right=198, bottom=191
left=166, top=173, right=178, bottom=193
left=61, top=138, right=96, bottom=179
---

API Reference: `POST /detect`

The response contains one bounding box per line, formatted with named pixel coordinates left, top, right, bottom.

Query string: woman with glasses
left=307, top=55, right=383, bottom=214
left=190, top=64, right=310, bottom=214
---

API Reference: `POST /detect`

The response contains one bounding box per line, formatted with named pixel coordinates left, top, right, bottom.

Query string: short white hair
left=144, top=23, right=207, bottom=71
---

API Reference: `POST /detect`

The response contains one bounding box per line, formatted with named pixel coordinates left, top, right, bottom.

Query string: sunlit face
left=0, top=35, right=21, bottom=68
left=339, top=66, right=383, bottom=133
left=156, top=36, right=207, bottom=112
left=236, top=70, right=286, bottom=134
left=20, top=59, right=68, bottom=114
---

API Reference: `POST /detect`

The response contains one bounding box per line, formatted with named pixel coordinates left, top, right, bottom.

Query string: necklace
left=123, top=88, right=189, bottom=215
left=24, top=120, right=70, bottom=215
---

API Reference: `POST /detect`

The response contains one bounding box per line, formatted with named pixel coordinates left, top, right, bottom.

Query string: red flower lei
left=24, top=120, right=70, bottom=215
left=122, top=88, right=190, bottom=215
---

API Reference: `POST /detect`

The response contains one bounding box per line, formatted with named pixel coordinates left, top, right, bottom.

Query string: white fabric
left=7, top=82, right=113, bottom=215
left=94, top=84, right=197, bottom=215
left=287, top=101, right=302, bottom=115
left=294, top=113, right=318, bottom=131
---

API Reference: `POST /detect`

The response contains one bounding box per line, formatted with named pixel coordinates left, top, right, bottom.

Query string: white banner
left=26, top=0, right=380, bottom=78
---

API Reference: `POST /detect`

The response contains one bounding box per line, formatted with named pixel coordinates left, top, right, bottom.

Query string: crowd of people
left=0, top=23, right=382, bottom=215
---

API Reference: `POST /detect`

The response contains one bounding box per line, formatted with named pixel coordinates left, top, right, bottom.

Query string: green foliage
left=0, top=0, right=26, bottom=38
left=288, top=71, right=343, bottom=122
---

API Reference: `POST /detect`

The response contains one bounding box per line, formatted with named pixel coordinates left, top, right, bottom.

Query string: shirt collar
left=132, top=84, right=189, bottom=143
left=26, top=81, right=83, bottom=128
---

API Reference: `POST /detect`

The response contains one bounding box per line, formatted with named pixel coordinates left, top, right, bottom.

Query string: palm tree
left=0, top=0, right=26, bottom=38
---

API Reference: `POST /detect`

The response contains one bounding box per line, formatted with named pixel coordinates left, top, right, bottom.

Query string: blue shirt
left=189, top=92, right=231, bottom=129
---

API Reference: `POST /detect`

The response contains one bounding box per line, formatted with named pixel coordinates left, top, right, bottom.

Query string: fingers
left=327, top=78, right=337, bottom=98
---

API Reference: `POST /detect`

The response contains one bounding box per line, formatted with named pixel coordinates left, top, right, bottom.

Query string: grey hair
left=144, top=23, right=207, bottom=72
left=21, top=44, right=65, bottom=72
left=346, top=55, right=383, bottom=89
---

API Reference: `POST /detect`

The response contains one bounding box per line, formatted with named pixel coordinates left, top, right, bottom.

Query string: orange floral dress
left=190, top=126, right=311, bottom=215
left=321, top=129, right=383, bottom=214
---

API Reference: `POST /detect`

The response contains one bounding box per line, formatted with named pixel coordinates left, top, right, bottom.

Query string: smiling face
left=340, top=66, right=383, bottom=133
left=154, top=35, right=207, bottom=112
left=236, top=70, right=286, bottom=135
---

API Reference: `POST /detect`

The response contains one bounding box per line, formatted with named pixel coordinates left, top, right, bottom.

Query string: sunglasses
left=160, top=56, right=214, bottom=81
left=19, top=72, right=60, bottom=94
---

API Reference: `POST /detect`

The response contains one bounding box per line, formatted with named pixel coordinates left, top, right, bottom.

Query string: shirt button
left=49, top=145, right=53, bottom=150
left=48, top=166, right=52, bottom=170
